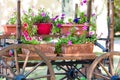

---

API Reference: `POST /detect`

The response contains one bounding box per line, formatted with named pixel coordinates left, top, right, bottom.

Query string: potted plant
left=33, top=8, right=52, bottom=35
left=3, top=9, right=17, bottom=35
left=21, top=8, right=56, bottom=56
left=61, top=12, right=89, bottom=36
left=54, top=21, right=97, bottom=56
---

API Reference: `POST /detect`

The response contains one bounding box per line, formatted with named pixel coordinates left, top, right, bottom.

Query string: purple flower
left=80, top=2, right=83, bottom=6
left=83, top=0, right=87, bottom=3
left=92, top=13, right=95, bottom=16
left=61, top=16, right=64, bottom=19
left=89, top=32, right=93, bottom=36
left=52, top=15, right=59, bottom=21
left=61, top=13, right=65, bottom=16
left=55, top=15, right=59, bottom=19
left=82, top=26, right=87, bottom=30
left=84, top=14, right=87, bottom=16
left=41, top=12, right=45, bottom=17
left=68, top=40, right=72, bottom=45
left=51, top=18, right=55, bottom=21
left=57, top=23, right=61, bottom=28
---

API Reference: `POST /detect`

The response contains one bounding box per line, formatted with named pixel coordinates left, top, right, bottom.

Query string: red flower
left=23, top=23, right=28, bottom=28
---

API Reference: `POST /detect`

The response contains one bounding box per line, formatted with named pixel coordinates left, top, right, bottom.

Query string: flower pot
left=3, top=24, right=24, bottom=35
left=62, top=43, right=94, bottom=54
left=34, top=44, right=55, bottom=54
left=3, top=24, right=16, bottom=35
left=61, top=24, right=89, bottom=35
left=35, top=23, right=52, bottom=35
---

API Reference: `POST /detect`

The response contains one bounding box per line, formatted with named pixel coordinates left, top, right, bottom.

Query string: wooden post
left=16, top=0, right=21, bottom=43
left=106, top=0, right=110, bottom=51
left=87, top=0, right=92, bottom=23
left=109, top=0, right=114, bottom=51
left=75, top=4, right=78, bottom=18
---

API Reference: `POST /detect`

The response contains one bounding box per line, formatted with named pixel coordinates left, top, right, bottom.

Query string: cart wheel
left=51, top=61, right=87, bottom=80
left=0, top=44, right=55, bottom=80
left=87, top=52, right=120, bottom=80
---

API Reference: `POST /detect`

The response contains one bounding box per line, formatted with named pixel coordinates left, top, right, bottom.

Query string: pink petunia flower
left=75, top=27, right=79, bottom=30
left=82, top=26, right=87, bottom=30
left=9, top=50, right=13, bottom=56
left=23, top=30, right=29, bottom=37
left=41, top=12, right=45, bottom=17
left=76, top=32, right=81, bottom=35
left=38, top=36, right=43, bottom=41
left=66, top=32, right=70, bottom=36
left=68, top=40, right=72, bottom=46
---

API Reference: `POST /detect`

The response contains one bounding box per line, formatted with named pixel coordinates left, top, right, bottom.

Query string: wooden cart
left=0, top=0, right=119, bottom=80
left=0, top=43, right=120, bottom=80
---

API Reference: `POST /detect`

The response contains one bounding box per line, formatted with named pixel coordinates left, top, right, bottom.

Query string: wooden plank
left=3, top=53, right=96, bottom=61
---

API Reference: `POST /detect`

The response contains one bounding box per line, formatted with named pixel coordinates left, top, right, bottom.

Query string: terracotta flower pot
left=3, top=24, right=24, bottom=35
left=35, top=23, right=52, bottom=35
left=61, top=24, right=89, bottom=35
left=62, top=43, right=94, bottom=54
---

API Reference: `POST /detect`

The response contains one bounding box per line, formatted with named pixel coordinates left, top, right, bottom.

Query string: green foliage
left=22, top=8, right=37, bottom=37
left=51, top=14, right=65, bottom=35
left=33, top=8, right=51, bottom=23
left=21, top=37, right=40, bottom=44
left=8, top=11, right=17, bottom=24
left=55, top=25, right=97, bottom=54
left=80, top=77, right=87, bottom=80
left=78, top=12, right=87, bottom=24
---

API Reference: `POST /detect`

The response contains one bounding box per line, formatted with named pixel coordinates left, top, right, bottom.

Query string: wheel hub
left=14, top=74, right=26, bottom=80
left=111, top=75, right=120, bottom=80
left=67, top=69, right=78, bottom=79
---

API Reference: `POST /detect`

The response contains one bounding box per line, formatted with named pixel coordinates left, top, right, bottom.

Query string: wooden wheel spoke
left=14, top=49, right=20, bottom=74
left=21, top=51, right=30, bottom=74
left=93, top=72, right=110, bottom=80
left=115, top=58, right=120, bottom=75
left=109, top=56, right=114, bottom=75
left=0, top=74, right=13, bottom=79
left=2, top=58, right=15, bottom=76
left=25, top=61, right=43, bottom=77
left=99, top=62, right=112, bottom=77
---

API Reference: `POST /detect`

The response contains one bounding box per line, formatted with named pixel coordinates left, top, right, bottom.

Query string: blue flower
left=73, top=18, right=80, bottom=23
